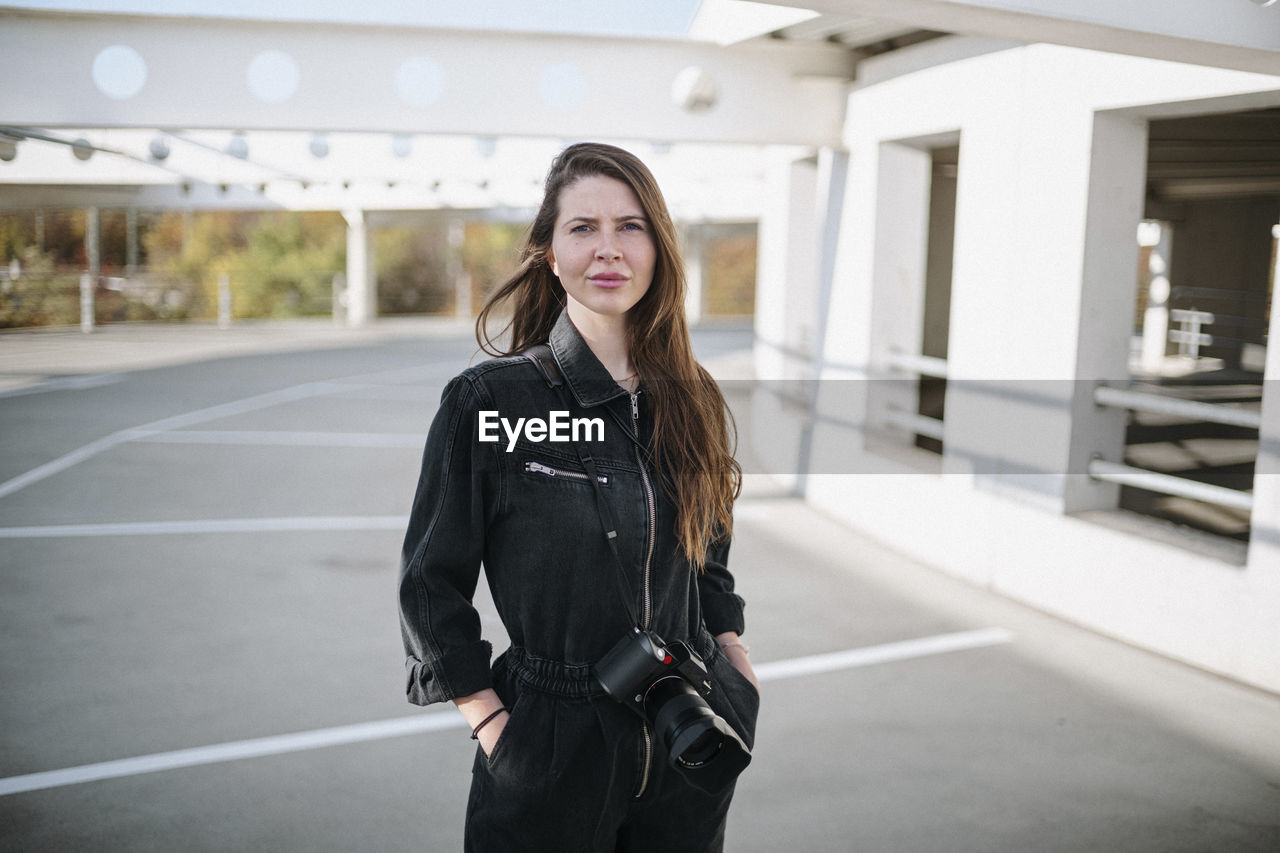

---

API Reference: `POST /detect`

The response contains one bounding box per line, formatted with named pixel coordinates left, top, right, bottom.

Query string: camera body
left=595, top=628, right=751, bottom=793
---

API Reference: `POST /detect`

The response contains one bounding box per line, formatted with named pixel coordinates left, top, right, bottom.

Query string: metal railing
left=886, top=350, right=949, bottom=379
left=885, top=408, right=946, bottom=441
left=1087, top=459, right=1253, bottom=512
left=884, top=349, right=948, bottom=444
left=1093, top=385, right=1262, bottom=430
left=1092, top=383, right=1258, bottom=512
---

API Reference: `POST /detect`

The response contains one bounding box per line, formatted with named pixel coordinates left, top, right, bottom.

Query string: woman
left=399, top=142, right=759, bottom=852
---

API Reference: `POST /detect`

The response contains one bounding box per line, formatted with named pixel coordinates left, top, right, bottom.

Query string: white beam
left=770, top=0, right=1280, bottom=75
left=0, top=11, right=853, bottom=146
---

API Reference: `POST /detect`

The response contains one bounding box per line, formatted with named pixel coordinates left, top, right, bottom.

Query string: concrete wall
left=758, top=37, right=1280, bottom=692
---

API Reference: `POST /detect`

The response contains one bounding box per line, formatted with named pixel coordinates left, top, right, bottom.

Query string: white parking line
left=0, top=516, right=409, bottom=538
left=0, top=359, right=439, bottom=501
left=0, top=382, right=349, bottom=500
left=752, top=627, right=1015, bottom=682
left=136, top=431, right=424, bottom=449
left=0, top=628, right=1013, bottom=797
left=0, top=714, right=466, bottom=797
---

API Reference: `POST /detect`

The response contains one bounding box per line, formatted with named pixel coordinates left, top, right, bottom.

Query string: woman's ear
left=545, top=248, right=559, bottom=278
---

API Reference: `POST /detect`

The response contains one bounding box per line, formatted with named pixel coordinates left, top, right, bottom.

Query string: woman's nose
left=595, top=234, right=621, bottom=260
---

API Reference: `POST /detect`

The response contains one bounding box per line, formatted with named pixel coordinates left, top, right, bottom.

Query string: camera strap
left=524, top=345, right=642, bottom=630
left=576, top=450, right=642, bottom=630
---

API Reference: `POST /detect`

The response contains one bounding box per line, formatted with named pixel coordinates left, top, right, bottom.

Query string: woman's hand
left=715, top=631, right=759, bottom=691
left=455, top=689, right=511, bottom=757
left=475, top=712, right=509, bottom=757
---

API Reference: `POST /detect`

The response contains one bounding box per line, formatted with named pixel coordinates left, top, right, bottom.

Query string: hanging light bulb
left=309, top=132, right=330, bottom=158
left=0, top=137, right=17, bottom=162
left=226, top=132, right=249, bottom=160
left=149, top=134, right=171, bottom=161
left=391, top=134, right=412, bottom=158
left=72, top=137, right=95, bottom=161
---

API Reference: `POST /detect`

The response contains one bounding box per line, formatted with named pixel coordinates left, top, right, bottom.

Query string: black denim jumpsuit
left=399, top=310, right=759, bottom=852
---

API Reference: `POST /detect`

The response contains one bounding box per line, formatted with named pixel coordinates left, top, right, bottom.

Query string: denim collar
left=548, top=309, right=631, bottom=408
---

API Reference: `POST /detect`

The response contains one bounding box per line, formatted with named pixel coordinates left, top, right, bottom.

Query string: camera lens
left=645, top=676, right=724, bottom=767
left=674, top=726, right=723, bottom=767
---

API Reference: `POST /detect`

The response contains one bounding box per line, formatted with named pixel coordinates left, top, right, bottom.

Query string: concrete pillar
left=1062, top=113, right=1149, bottom=513
left=342, top=208, right=376, bottom=327
left=865, top=141, right=931, bottom=453
left=754, top=152, right=819, bottom=380
left=82, top=207, right=100, bottom=333
left=79, top=273, right=93, bottom=333
left=125, top=207, right=139, bottom=277
left=750, top=152, right=823, bottom=489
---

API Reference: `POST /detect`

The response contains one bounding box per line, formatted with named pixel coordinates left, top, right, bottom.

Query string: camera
left=594, top=628, right=751, bottom=793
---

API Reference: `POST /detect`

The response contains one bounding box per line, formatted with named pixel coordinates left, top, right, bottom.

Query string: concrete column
left=750, top=152, right=822, bottom=489
left=79, top=273, right=93, bottom=333
left=125, top=207, right=139, bottom=276
left=342, top=208, right=376, bottom=327
left=864, top=141, right=931, bottom=453
left=82, top=207, right=100, bottom=333
left=1063, top=113, right=1149, bottom=512
left=754, top=153, right=819, bottom=380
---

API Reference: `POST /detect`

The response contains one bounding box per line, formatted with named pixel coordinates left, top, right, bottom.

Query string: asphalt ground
left=1, top=320, right=1279, bottom=852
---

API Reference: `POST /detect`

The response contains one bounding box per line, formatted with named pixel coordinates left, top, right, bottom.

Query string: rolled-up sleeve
left=698, top=533, right=745, bottom=637
left=399, top=375, right=496, bottom=706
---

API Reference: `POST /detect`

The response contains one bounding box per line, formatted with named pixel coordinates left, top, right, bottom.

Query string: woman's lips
left=589, top=274, right=627, bottom=288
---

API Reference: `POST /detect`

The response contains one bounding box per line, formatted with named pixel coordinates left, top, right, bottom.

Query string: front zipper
left=631, top=392, right=655, bottom=629
left=631, top=388, right=657, bottom=798
left=523, top=460, right=608, bottom=484
left=636, top=722, right=653, bottom=799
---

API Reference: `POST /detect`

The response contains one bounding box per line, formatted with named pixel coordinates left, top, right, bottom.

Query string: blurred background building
left=1, top=0, right=1278, bottom=694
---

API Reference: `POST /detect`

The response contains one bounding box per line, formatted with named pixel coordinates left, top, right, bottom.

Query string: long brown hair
left=476, top=142, right=740, bottom=569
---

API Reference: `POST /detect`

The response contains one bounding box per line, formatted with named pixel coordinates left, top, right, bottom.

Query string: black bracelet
left=470, top=707, right=508, bottom=740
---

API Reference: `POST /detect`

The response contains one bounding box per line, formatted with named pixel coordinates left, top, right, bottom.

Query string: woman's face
left=547, top=175, right=655, bottom=326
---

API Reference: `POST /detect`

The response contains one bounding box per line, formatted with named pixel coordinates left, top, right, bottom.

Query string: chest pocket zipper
left=523, top=460, right=609, bottom=485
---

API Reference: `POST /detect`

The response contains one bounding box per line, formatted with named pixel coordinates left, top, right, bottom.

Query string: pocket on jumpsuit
left=476, top=685, right=565, bottom=794
left=709, top=652, right=761, bottom=751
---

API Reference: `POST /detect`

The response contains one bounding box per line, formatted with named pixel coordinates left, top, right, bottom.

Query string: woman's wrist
left=455, top=689, right=510, bottom=755
left=714, top=631, right=748, bottom=655
left=715, top=631, right=759, bottom=689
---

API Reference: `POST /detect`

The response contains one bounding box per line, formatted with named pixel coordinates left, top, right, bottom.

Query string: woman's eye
left=570, top=224, right=591, bottom=233
left=622, top=222, right=645, bottom=231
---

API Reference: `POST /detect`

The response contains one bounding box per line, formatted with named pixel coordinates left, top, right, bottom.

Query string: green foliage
left=463, top=221, right=526, bottom=309
left=704, top=231, right=758, bottom=316
left=145, top=210, right=345, bottom=319
left=0, top=247, right=81, bottom=328
left=376, top=224, right=450, bottom=315
left=0, top=208, right=544, bottom=326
